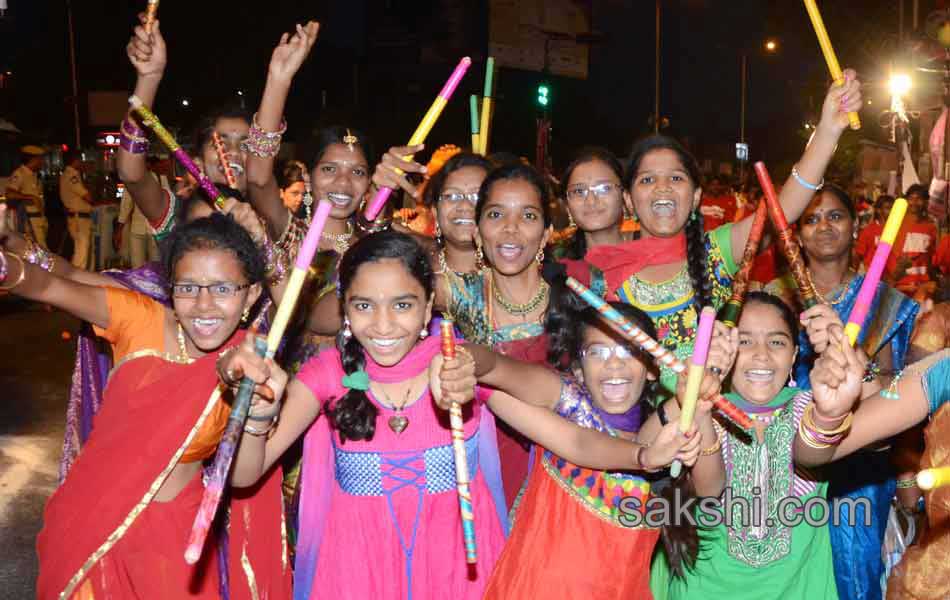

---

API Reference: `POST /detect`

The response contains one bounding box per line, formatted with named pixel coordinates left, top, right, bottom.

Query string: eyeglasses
left=580, top=343, right=638, bottom=362
left=439, top=191, right=480, bottom=205
left=172, top=282, right=251, bottom=299
left=566, top=182, right=621, bottom=202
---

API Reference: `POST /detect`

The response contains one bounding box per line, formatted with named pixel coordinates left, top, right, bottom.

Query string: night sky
left=0, top=1, right=915, bottom=173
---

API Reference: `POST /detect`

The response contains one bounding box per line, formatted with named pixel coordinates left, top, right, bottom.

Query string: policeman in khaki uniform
left=5, top=145, right=48, bottom=247
left=60, top=151, right=95, bottom=269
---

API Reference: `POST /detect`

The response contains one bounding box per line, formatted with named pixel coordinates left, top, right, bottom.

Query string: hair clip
left=343, top=129, right=358, bottom=153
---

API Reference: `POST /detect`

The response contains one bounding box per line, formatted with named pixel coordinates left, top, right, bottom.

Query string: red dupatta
left=37, top=331, right=291, bottom=600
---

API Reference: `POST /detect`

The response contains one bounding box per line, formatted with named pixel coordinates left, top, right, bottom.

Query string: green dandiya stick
left=477, top=57, right=495, bottom=155
left=469, top=94, right=480, bottom=153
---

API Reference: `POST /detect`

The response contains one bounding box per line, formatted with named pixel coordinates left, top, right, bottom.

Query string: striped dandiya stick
left=145, top=0, right=159, bottom=33
left=440, top=320, right=477, bottom=564
left=719, top=200, right=768, bottom=327
left=184, top=200, right=334, bottom=564
left=754, top=161, right=819, bottom=309
left=842, top=197, right=907, bottom=346
left=211, top=131, right=238, bottom=189
left=129, top=95, right=227, bottom=211
left=477, top=57, right=495, bottom=156
left=565, top=277, right=754, bottom=430
left=469, top=94, right=480, bottom=154
left=364, top=57, right=472, bottom=221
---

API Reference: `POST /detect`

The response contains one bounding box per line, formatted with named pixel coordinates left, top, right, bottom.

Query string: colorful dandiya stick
left=803, top=0, right=860, bottom=130
left=184, top=200, right=333, bottom=565
left=842, top=197, right=907, bottom=346
left=129, top=95, right=227, bottom=211
left=916, top=465, right=950, bottom=491
left=719, top=200, right=768, bottom=328
left=670, top=306, right=716, bottom=478
left=145, top=0, right=159, bottom=33
left=469, top=94, right=481, bottom=154
left=440, top=320, right=477, bottom=564
left=754, top=161, right=819, bottom=309
left=477, top=57, right=495, bottom=156
left=364, top=57, right=472, bottom=221
left=565, top=277, right=754, bottom=430
left=211, top=131, right=238, bottom=189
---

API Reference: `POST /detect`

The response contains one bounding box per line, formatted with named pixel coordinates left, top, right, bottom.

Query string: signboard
left=489, top=0, right=590, bottom=79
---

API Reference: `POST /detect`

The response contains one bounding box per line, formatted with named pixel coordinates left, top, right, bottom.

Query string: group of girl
left=4, top=14, right=950, bottom=600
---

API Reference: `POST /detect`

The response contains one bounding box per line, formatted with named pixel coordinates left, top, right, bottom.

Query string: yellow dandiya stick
left=145, top=0, right=159, bottom=33
left=803, top=0, right=860, bottom=130
left=842, top=197, right=907, bottom=346
left=917, top=466, right=950, bottom=491
left=470, top=94, right=481, bottom=154
left=477, top=57, right=495, bottom=156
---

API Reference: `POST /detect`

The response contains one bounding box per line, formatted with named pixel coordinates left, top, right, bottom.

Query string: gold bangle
left=700, top=437, right=722, bottom=456
left=0, top=252, right=26, bottom=290
left=797, top=419, right=833, bottom=449
left=803, top=403, right=853, bottom=436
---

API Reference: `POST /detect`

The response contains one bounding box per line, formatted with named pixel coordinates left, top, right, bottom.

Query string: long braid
left=684, top=209, right=713, bottom=312
left=330, top=331, right=378, bottom=443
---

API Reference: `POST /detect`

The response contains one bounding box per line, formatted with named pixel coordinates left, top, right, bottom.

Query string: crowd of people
left=2, top=15, right=950, bottom=600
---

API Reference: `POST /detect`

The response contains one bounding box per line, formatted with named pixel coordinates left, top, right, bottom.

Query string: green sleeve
left=710, top=222, right=738, bottom=276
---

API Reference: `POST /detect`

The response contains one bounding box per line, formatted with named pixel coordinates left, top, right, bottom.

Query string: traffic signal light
left=536, top=83, right=550, bottom=107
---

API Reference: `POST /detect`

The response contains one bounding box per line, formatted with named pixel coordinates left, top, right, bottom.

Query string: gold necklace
left=375, top=381, right=415, bottom=434
left=492, top=275, right=549, bottom=316
left=321, top=221, right=353, bottom=254
left=176, top=321, right=191, bottom=361
left=805, top=268, right=852, bottom=306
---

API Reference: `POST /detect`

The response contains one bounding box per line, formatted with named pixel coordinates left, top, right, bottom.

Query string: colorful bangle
left=0, top=249, right=7, bottom=283
left=22, top=238, right=55, bottom=272
left=798, top=420, right=838, bottom=449
left=0, top=252, right=26, bottom=291
left=241, top=113, right=287, bottom=159
left=896, top=477, right=918, bottom=489
left=791, top=165, right=823, bottom=191
left=148, top=193, right=178, bottom=242
left=120, top=133, right=150, bottom=154
left=122, top=115, right=148, bottom=139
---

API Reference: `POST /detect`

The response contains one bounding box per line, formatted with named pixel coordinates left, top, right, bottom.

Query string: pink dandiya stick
left=565, top=277, right=753, bottom=430
left=843, top=197, right=907, bottom=346
left=129, top=95, right=227, bottom=211
left=212, top=131, right=238, bottom=189
left=364, top=57, right=472, bottom=221
left=184, top=200, right=333, bottom=565
left=670, top=306, right=716, bottom=477
left=440, top=320, right=477, bottom=564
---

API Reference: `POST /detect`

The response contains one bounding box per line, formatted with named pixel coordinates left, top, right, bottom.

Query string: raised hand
left=217, top=335, right=288, bottom=417
left=268, top=21, right=320, bottom=84
left=372, top=144, right=427, bottom=198
left=220, top=197, right=268, bottom=246
left=810, top=328, right=864, bottom=420
left=706, top=321, right=738, bottom=383
left=642, top=422, right=700, bottom=471
left=817, top=68, right=862, bottom=134
left=127, top=14, right=167, bottom=79
left=429, top=348, right=476, bottom=411
left=801, top=303, right=845, bottom=354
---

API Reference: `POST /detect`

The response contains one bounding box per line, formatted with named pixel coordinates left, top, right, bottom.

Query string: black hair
left=624, top=135, right=711, bottom=314
left=475, top=162, right=551, bottom=227
left=332, top=230, right=434, bottom=443
left=278, top=160, right=308, bottom=190
left=905, top=183, right=929, bottom=200
left=875, top=194, right=895, bottom=210
left=486, top=151, right=523, bottom=168
left=175, top=186, right=247, bottom=226
left=425, top=152, right=492, bottom=208
left=193, top=103, right=253, bottom=156
left=559, top=147, right=625, bottom=260
left=308, top=125, right=375, bottom=173
left=162, top=213, right=266, bottom=285
left=815, top=182, right=856, bottom=220
left=743, top=291, right=800, bottom=341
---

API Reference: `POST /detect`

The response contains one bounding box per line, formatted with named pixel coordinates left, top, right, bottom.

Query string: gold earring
left=536, top=247, right=545, bottom=265
left=567, top=211, right=576, bottom=229
left=475, top=244, right=485, bottom=271
left=241, top=307, right=251, bottom=324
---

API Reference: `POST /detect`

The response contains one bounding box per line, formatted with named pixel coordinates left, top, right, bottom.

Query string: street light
left=181, top=99, right=190, bottom=107
left=764, top=39, right=778, bottom=53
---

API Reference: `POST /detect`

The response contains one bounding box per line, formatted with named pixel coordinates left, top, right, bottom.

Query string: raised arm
left=730, top=70, right=862, bottom=263
left=116, top=15, right=168, bottom=224
left=246, top=22, right=320, bottom=239
left=463, top=342, right=563, bottom=409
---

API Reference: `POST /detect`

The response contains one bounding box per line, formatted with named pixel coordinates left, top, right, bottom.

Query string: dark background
left=0, top=1, right=917, bottom=172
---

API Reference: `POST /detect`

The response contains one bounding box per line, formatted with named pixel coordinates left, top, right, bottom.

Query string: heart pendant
left=388, top=415, right=409, bottom=434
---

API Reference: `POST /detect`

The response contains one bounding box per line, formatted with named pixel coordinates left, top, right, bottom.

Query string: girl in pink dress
left=224, top=230, right=696, bottom=599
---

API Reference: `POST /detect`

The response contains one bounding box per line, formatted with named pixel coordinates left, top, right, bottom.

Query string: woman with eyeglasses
left=556, top=147, right=636, bottom=260
left=0, top=212, right=292, bottom=599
